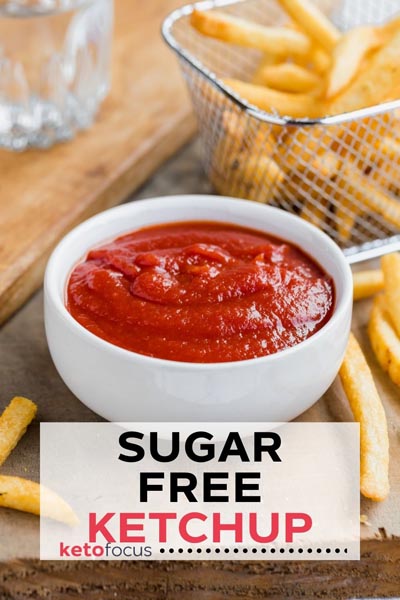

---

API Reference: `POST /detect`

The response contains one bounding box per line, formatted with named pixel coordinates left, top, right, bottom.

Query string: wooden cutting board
left=0, top=0, right=195, bottom=325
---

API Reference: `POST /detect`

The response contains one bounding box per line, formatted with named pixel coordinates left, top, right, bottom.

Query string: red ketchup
left=67, top=221, right=334, bottom=363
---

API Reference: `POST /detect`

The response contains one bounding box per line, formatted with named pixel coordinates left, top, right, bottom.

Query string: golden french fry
left=221, top=110, right=276, bottom=153
left=330, top=30, right=400, bottom=114
left=276, top=0, right=340, bottom=52
left=381, top=253, right=400, bottom=339
left=333, top=114, right=394, bottom=158
left=223, top=78, right=323, bottom=118
left=285, top=20, right=331, bottom=73
left=381, top=14, right=400, bottom=37
left=300, top=198, right=328, bottom=228
left=220, top=110, right=247, bottom=154
left=310, top=150, right=340, bottom=177
left=211, top=126, right=284, bottom=203
left=0, top=397, right=37, bottom=467
left=290, top=149, right=338, bottom=199
left=335, top=197, right=361, bottom=243
left=252, top=54, right=280, bottom=84
left=293, top=150, right=339, bottom=229
left=0, top=475, right=78, bottom=526
left=369, top=137, right=400, bottom=193
left=228, top=154, right=285, bottom=202
left=341, top=167, right=400, bottom=230
left=339, top=332, right=390, bottom=502
left=353, top=269, right=384, bottom=301
left=309, top=44, right=331, bottom=73
left=369, top=294, right=400, bottom=387
left=378, top=136, right=400, bottom=161
left=238, top=153, right=284, bottom=185
left=254, top=62, right=320, bottom=93
left=326, top=25, right=384, bottom=99
left=191, top=9, right=311, bottom=56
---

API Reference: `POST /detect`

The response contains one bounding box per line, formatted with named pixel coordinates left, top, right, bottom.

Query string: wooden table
left=0, top=141, right=399, bottom=598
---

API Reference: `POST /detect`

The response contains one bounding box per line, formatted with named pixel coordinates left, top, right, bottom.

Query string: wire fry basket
left=162, top=0, right=400, bottom=261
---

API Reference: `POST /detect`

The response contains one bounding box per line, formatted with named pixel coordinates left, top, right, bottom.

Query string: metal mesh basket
left=162, top=0, right=400, bottom=261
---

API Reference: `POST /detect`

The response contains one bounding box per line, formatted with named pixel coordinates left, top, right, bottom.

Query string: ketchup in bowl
left=66, top=221, right=334, bottom=363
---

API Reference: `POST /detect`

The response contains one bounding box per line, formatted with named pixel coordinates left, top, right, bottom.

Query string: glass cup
left=0, top=0, right=113, bottom=150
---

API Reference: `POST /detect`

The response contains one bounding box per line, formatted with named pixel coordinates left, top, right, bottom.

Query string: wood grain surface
left=1, top=541, right=400, bottom=599
left=0, top=0, right=195, bottom=326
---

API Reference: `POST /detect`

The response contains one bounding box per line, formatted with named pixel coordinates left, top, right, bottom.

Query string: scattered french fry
left=0, top=475, right=78, bottom=526
left=369, top=295, right=400, bottom=387
left=0, top=397, right=37, bottom=467
left=339, top=333, right=390, bottom=502
left=353, top=269, right=384, bottom=301
left=253, top=62, right=320, bottom=93
left=381, top=253, right=400, bottom=338
left=191, top=9, right=311, bottom=56
left=326, top=25, right=384, bottom=99
left=276, top=0, right=340, bottom=52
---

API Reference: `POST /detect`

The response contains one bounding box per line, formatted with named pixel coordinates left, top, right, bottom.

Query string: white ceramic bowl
left=44, top=195, right=353, bottom=422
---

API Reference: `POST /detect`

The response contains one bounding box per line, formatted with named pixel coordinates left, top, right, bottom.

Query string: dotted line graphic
left=159, top=547, right=348, bottom=555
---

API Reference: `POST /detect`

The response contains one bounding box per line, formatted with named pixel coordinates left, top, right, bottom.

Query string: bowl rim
left=44, top=194, right=353, bottom=371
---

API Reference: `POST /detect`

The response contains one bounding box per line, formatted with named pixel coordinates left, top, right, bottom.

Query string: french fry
left=341, top=167, right=400, bottom=231
left=310, top=149, right=340, bottom=177
left=370, top=137, right=400, bottom=192
left=285, top=20, right=331, bottom=73
left=378, top=136, right=400, bottom=162
left=369, top=294, right=400, bottom=387
left=309, top=44, right=331, bottom=73
left=381, top=253, right=400, bottom=338
left=276, top=0, right=340, bottom=52
left=211, top=128, right=284, bottom=204
left=326, top=25, right=384, bottom=99
left=227, top=153, right=285, bottom=202
left=300, top=197, right=328, bottom=228
left=333, top=114, right=394, bottom=158
left=294, top=151, right=339, bottom=229
left=335, top=197, right=361, bottom=243
left=191, top=9, right=312, bottom=56
left=0, top=397, right=37, bottom=467
left=220, top=110, right=248, bottom=154
left=221, top=110, right=276, bottom=153
left=223, top=78, right=323, bottom=118
left=339, top=332, right=390, bottom=502
left=353, top=269, right=384, bottom=300
left=382, top=14, right=400, bottom=37
left=252, top=53, right=280, bottom=84
left=0, top=475, right=78, bottom=526
left=330, top=30, right=400, bottom=114
left=254, top=62, right=320, bottom=93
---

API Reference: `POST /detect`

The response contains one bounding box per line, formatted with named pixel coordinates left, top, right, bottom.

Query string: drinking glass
left=0, top=0, right=113, bottom=150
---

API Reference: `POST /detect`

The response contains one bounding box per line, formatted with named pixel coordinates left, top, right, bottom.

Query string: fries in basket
left=190, top=0, right=400, bottom=247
